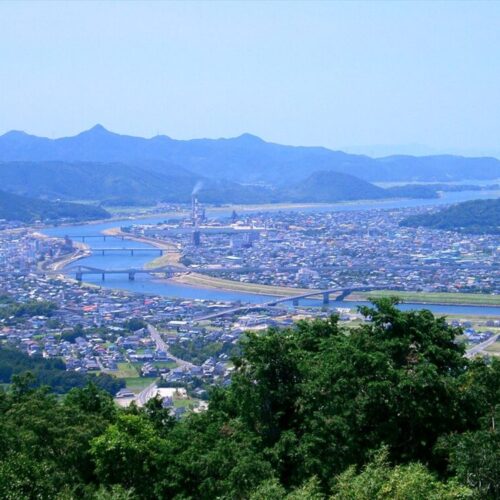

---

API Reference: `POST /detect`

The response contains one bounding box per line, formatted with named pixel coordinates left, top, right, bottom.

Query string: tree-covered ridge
left=0, top=161, right=447, bottom=206
left=1, top=125, right=500, bottom=184
left=0, top=295, right=57, bottom=323
left=0, top=299, right=499, bottom=498
left=0, top=348, right=124, bottom=395
left=0, top=188, right=110, bottom=223
left=401, top=197, right=500, bottom=234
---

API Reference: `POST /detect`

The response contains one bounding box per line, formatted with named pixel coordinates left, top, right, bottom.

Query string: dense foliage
left=0, top=161, right=278, bottom=205
left=401, top=198, right=500, bottom=234
left=284, top=171, right=388, bottom=203
left=170, top=338, right=241, bottom=365
left=0, top=188, right=110, bottom=223
left=0, top=297, right=57, bottom=323
left=0, top=299, right=498, bottom=498
left=385, top=183, right=439, bottom=199
left=0, top=348, right=124, bottom=395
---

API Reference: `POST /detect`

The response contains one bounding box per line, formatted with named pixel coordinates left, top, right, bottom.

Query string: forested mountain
left=0, top=161, right=276, bottom=205
left=286, top=171, right=388, bottom=202
left=0, top=301, right=498, bottom=498
left=0, top=189, right=110, bottom=223
left=401, top=197, right=500, bottom=234
left=1, top=125, right=499, bottom=184
left=0, top=160, right=443, bottom=206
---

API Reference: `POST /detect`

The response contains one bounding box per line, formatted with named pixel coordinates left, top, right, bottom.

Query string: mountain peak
left=1, top=130, right=30, bottom=139
left=82, top=124, right=110, bottom=135
left=235, top=133, right=264, bottom=143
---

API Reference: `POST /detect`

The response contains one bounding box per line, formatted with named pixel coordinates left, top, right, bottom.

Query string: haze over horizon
left=1, top=1, right=499, bottom=157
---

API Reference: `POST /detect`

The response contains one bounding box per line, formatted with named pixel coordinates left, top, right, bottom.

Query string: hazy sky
left=1, top=1, right=499, bottom=155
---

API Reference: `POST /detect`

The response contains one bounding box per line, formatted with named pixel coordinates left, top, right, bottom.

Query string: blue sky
left=1, top=1, right=499, bottom=155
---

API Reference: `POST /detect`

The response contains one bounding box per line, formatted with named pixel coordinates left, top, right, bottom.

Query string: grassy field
left=174, top=273, right=314, bottom=297
left=355, top=290, right=500, bottom=306
left=173, top=397, right=197, bottom=409
left=153, top=361, right=177, bottom=369
left=115, top=362, right=140, bottom=378
left=123, top=377, right=155, bottom=393
left=485, top=340, right=500, bottom=355
left=173, top=274, right=500, bottom=307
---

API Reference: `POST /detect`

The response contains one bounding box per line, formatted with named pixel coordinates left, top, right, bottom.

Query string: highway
left=147, top=324, right=195, bottom=369
left=135, top=380, right=159, bottom=407
left=465, top=333, right=499, bottom=358
left=134, top=324, right=195, bottom=406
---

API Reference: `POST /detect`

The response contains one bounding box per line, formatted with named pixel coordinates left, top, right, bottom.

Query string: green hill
left=0, top=161, right=276, bottom=205
left=0, top=189, right=110, bottom=223
left=286, top=171, right=388, bottom=202
left=401, top=197, right=500, bottom=234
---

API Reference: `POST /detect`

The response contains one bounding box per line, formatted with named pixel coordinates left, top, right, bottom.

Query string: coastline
left=36, top=198, right=425, bottom=230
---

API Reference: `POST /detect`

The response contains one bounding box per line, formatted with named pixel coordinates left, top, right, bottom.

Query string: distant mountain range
left=0, top=189, right=110, bottom=223
left=1, top=125, right=499, bottom=184
left=0, top=125, right=498, bottom=213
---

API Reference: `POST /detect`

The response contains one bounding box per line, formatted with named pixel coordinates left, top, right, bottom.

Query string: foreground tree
left=1, top=300, right=499, bottom=498
left=331, top=448, right=473, bottom=499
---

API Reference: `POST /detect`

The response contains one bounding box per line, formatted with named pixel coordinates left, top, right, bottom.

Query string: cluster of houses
left=1, top=215, right=499, bottom=412
left=140, top=206, right=499, bottom=295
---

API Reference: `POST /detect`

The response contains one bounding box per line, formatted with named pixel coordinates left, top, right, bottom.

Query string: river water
left=43, top=190, right=500, bottom=316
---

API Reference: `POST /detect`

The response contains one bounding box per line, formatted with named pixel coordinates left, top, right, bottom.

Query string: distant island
left=401, top=198, right=500, bottom=234
left=0, top=189, right=110, bottom=223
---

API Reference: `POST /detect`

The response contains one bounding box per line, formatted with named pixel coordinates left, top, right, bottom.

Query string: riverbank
left=353, top=290, right=500, bottom=307
left=33, top=233, right=91, bottom=272
left=105, top=228, right=500, bottom=308
left=102, top=227, right=183, bottom=268
left=172, top=273, right=315, bottom=297
left=173, top=272, right=500, bottom=307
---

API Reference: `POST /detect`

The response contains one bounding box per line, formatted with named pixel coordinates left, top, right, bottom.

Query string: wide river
left=43, top=190, right=500, bottom=316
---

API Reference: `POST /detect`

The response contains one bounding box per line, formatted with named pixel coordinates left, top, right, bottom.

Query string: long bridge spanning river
left=54, top=262, right=378, bottom=310
left=91, top=247, right=173, bottom=256
left=69, top=234, right=124, bottom=242
left=62, top=264, right=186, bottom=281
left=192, top=286, right=380, bottom=321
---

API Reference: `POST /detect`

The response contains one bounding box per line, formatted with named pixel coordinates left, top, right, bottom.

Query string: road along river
left=42, top=191, right=500, bottom=316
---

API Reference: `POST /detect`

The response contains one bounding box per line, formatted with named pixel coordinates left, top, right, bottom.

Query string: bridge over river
left=192, top=286, right=380, bottom=321
left=59, top=264, right=186, bottom=281
left=91, top=247, right=174, bottom=256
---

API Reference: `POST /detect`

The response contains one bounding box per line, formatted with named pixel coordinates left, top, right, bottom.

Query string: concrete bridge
left=266, top=286, right=377, bottom=307
left=192, top=286, right=378, bottom=321
left=91, top=247, right=173, bottom=256
left=66, top=264, right=185, bottom=281
left=68, top=234, right=124, bottom=242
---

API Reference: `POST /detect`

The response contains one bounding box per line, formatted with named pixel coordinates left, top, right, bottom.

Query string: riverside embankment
left=41, top=191, right=500, bottom=316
